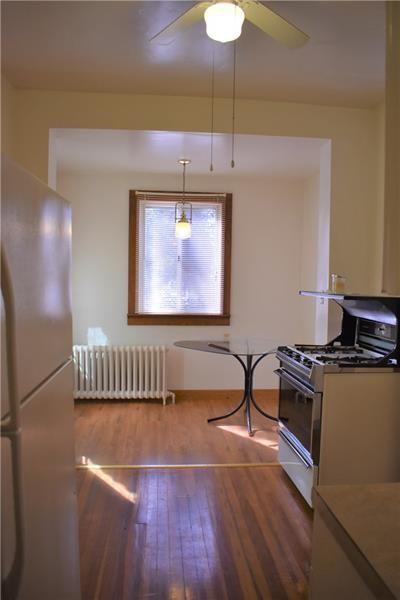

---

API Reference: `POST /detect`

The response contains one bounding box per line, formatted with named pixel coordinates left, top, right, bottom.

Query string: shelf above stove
left=299, top=291, right=400, bottom=300
left=299, top=291, right=400, bottom=327
left=300, top=290, right=346, bottom=299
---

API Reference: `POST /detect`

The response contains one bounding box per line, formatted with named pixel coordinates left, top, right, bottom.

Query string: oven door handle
left=279, top=431, right=312, bottom=469
left=274, top=368, right=317, bottom=398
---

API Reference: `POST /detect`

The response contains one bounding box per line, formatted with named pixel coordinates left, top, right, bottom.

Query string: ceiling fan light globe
left=204, top=2, right=245, bottom=43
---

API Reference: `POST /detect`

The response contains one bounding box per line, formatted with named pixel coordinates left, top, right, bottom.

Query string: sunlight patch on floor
left=216, top=424, right=279, bottom=449
left=82, top=456, right=137, bottom=503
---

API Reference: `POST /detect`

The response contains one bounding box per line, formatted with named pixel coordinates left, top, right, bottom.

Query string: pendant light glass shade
left=204, top=2, right=245, bottom=43
left=175, top=212, right=192, bottom=240
left=175, top=159, right=192, bottom=239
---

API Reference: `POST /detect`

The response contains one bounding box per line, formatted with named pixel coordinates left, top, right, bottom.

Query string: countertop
left=313, top=483, right=400, bottom=599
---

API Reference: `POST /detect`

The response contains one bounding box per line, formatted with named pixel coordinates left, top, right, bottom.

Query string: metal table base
left=207, top=353, right=278, bottom=437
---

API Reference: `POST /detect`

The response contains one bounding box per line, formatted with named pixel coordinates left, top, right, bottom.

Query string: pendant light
left=204, top=2, right=245, bottom=43
left=175, top=159, right=192, bottom=240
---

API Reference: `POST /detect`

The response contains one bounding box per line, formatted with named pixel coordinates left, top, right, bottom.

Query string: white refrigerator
left=1, top=156, right=81, bottom=599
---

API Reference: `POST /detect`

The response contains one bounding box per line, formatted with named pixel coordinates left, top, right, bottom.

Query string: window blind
left=135, top=193, right=227, bottom=315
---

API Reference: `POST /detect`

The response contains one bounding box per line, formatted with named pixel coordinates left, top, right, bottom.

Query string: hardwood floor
left=75, top=392, right=312, bottom=598
left=74, top=391, right=279, bottom=466
left=77, top=466, right=312, bottom=600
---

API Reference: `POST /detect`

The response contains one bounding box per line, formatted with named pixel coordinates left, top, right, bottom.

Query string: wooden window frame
left=127, top=190, right=232, bottom=325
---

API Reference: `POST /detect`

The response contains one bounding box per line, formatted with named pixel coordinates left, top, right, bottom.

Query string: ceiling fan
left=150, top=1, right=309, bottom=48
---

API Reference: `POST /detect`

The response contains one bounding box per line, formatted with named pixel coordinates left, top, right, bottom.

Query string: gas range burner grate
left=295, top=345, right=363, bottom=355
left=279, top=344, right=387, bottom=368
left=337, top=356, right=381, bottom=365
left=315, top=354, right=378, bottom=365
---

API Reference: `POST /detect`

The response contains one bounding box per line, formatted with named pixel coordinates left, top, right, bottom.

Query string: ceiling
left=54, top=129, right=323, bottom=177
left=2, top=1, right=385, bottom=108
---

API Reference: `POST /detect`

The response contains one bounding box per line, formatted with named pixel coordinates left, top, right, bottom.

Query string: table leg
left=208, top=355, right=255, bottom=435
left=250, top=390, right=278, bottom=422
left=207, top=352, right=277, bottom=436
left=207, top=388, right=247, bottom=423
left=249, top=354, right=278, bottom=422
left=244, top=355, right=254, bottom=436
left=245, top=396, right=253, bottom=436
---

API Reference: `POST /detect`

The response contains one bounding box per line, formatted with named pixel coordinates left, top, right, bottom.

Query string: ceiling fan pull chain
left=210, top=43, right=215, bottom=172
left=231, top=39, right=237, bottom=169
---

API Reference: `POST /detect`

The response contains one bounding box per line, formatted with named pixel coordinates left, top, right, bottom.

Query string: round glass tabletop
left=174, top=337, right=282, bottom=357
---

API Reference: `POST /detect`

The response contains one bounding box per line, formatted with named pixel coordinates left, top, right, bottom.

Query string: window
left=128, top=191, right=232, bottom=325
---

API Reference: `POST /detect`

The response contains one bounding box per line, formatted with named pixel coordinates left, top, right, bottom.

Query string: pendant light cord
left=210, top=43, right=215, bottom=172
left=231, top=39, right=237, bottom=169
left=182, top=161, right=186, bottom=198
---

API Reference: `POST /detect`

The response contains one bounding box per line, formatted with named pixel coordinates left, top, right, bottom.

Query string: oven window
left=279, top=380, right=313, bottom=452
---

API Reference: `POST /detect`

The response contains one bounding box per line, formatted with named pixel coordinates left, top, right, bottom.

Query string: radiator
left=72, top=345, right=175, bottom=405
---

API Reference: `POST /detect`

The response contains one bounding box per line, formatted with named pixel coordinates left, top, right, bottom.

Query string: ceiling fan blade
left=243, top=1, right=309, bottom=48
left=149, top=2, right=211, bottom=43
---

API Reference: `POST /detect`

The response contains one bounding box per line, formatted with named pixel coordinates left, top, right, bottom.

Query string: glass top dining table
left=174, top=338, right=281, bottom=357
left=174, top=338, right=282, bottom=436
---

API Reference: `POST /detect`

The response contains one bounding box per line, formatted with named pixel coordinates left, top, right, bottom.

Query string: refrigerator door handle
left=1, top=246, right=25, bottom=597
left=1, top=247, right=21, bottom=434
left=1, top=432, right=25, bottom=599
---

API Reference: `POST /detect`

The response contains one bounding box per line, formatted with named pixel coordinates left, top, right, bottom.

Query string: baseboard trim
left=74, top=389, right=278, bottom=404
left=172, top=389, right=278, bottom=402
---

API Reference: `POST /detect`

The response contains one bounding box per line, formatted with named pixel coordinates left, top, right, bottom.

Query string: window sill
left=127, top=314, right=231, bottom=326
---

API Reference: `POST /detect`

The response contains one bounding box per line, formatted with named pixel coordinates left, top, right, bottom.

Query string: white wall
left=317, top=141, right=336, bottom=343
left=57, top=169, right=314, bottom=389
left=299, top=141, right=332, bottom=344
left=300, top=172, right=320, bottom=343
left=3, top=82, right=384, bottom=381
left=4, top=87, right=382, bottom=295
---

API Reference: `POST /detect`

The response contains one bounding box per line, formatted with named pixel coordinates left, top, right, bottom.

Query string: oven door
left=274, top=368, right=322, bottom=467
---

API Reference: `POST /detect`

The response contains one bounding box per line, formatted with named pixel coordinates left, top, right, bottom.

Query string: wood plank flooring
left=74, top=391, right=279, bottom=466
left=77, top=466, right=312, bottom=600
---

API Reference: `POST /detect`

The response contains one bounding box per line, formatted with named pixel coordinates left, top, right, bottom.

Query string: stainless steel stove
left=275, top=292, right=400, bottom=506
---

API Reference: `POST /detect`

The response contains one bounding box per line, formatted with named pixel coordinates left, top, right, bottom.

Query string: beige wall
left=375, top=102, right=385, bottom=291
left=382, top=1, right=400, bottom=294
left=58, top=169, right=314, bottom=389
left=1, top=75, right=17, bottom=159
left=2, top=84, right=383, bottom=296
